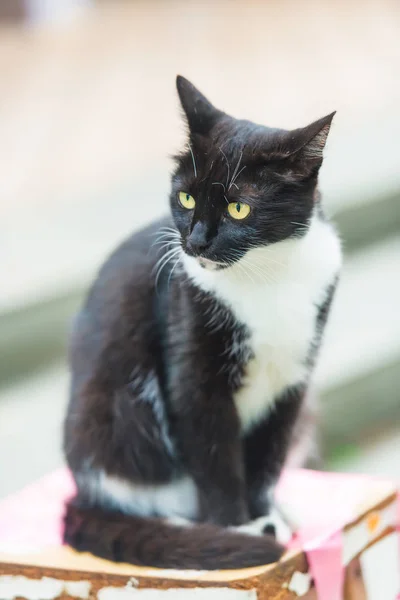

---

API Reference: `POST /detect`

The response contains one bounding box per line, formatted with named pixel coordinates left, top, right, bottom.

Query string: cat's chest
left=230, top=283, right=317, bottom=432
left=183, top=218, right=342, bottom=433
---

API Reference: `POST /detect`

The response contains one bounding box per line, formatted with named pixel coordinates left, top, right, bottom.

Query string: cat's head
left=170, top=76, right=335, bottom=270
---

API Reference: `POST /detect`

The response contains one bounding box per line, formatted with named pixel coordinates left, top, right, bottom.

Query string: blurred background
left=1, top=0, right=400, bottom=499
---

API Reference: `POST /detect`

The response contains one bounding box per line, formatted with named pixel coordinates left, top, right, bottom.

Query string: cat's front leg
left=243, top=384, right=305, bottom=542
left=170, top=387, right=249, bottom=527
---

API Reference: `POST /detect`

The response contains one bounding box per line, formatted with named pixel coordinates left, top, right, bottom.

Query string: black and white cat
left=63, top=76, right=341, bottom=570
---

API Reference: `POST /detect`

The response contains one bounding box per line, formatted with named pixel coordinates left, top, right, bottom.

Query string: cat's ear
left=176, top=75, right=223, bottom=135
left=275, top=112, right=336, bottom=179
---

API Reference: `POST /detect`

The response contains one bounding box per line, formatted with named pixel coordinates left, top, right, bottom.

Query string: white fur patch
left=182, top=216, right=341, bottom=432
left=234, top=508, right=293, bottom=544
left=129, top=367, right=175, bottom=457
left=165, top=516, right=194, bottom=528
left=95, top=472, right=198, bottom=521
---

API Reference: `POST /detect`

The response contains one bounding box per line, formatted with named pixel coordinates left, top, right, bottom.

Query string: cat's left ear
left=280, top=112, right=336, bottom=179
left=176, top=75, right=223, bottom=136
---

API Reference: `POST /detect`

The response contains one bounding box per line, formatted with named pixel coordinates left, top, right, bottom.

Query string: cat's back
left=65, top=216, right=179, bottom=479
left=68, top=216, right=174, bottom=383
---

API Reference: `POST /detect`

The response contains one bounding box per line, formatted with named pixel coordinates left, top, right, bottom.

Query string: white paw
left=165, top=516, right=194, bottom=528
left=234, top=508, right=293, bottom=544
left=265, top=507, right=293, bottom=544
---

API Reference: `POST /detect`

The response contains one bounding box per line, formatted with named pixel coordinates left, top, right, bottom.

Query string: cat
left=63, top=75, right=341, bottom=570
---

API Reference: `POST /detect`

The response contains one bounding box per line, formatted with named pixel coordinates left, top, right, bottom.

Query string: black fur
left=65, top=503, right=283, bottom=570
left=245, top=384, right=306, bottom=520
left=172, top=76, right=335, bottom=263
left=63, top=76, right=339, bottom=570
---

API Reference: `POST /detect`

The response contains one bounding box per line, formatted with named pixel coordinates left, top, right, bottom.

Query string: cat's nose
left=186, top=222, right=211, bottom=256
left=186, top=238, right=211, bottom=256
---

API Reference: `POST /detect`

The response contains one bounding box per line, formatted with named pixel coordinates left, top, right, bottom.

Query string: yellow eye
left=227, top=202, right=251, bottom=220
left=178, top=191, right=196, bottom=210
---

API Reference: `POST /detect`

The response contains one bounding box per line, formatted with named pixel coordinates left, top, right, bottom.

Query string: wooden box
left=0, top=469, right=398, bottom=599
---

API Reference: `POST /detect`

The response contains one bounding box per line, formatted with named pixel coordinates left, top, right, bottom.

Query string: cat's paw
left=234, top=508, right=293, bottom=545
left=166, top=516, right=194, bottom=528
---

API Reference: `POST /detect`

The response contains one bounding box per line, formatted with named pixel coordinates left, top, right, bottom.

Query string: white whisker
left=189, top=144, right=197, bottom=178
left=152, top=229, right=181, bottom=253
left=167, top=255, right=181, bottom=289
left=229, top=151, right=242, bottom=189
left=236, top=258, right=256, bottom=285
left=153, top=241, right=175, bottom=252
left=226, top=247, right=283, bottom=285
left=229, top=152, right=246, bottom=190
left=152, top=236, right=179, bottom=246
left=153, top=226, right=178, bottom=235
left=219, top=147, right=230, bottom=187
left=291, top=221, right=309, bottom=228
left=237, top=256, right=268, bottom=284
left=211, top=182, right=226, bottom=192
left=230, top=165, right=246, bottom=190
left=153, top=246, right=180, bottom=268
left=245, top=244, right=288, bottom=268
left=154, top=248, right=181, bottom=289
left=152, top=232, right=180, bottom=243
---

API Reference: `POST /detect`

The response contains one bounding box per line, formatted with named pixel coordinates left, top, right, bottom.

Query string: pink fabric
left=0, top=469, right=75, bottom=548
left=0, top=468, right=398, bottom=599
left=277, top=468, right=389, bottom=545
left=396, top=489, right=400, bottom=600
left=276, top=470, right=398, bottom=599
left=305, top=531, right=344, bottom=600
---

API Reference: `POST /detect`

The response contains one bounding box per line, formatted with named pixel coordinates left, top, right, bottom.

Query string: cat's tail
left=64, top=501, right=284, bottom=570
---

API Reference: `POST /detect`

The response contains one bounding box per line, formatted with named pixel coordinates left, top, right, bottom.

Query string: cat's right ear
left=176, top=76, right=223, bottom=136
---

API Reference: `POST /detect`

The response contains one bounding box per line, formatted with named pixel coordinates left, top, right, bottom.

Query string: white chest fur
left=183, top=217, right=342, bottom=432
